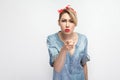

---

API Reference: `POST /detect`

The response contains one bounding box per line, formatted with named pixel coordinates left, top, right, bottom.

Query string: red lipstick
left=65, top=29, right=70, bottom=32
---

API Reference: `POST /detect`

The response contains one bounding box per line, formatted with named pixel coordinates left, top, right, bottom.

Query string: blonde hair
left=58, top=8, right=77, bottom=26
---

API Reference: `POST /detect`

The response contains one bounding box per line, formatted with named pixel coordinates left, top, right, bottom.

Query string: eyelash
left=69, top=20, right=74, bottom=23
left=61, top=20, right=66, bottom=22
left=61, top=20, right=74, bottom=23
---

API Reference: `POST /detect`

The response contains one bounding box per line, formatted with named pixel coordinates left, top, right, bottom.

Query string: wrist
left=60, top=46, right=67, bottom=54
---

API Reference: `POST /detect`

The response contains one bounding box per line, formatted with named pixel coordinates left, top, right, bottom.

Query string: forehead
left=61, top=13, right=71, bottom=19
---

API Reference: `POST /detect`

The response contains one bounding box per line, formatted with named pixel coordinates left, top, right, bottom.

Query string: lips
left=65, top=29, right=70, bottom=32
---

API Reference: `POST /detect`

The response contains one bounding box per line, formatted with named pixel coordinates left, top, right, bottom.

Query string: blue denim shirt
left=47, top=32, right=90, bottom=80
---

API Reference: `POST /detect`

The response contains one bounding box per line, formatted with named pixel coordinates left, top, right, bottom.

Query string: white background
left=0, top=0, right=120, bottom=80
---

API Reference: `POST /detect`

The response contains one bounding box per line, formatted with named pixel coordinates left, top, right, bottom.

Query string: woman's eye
left=69, top=20, right=74, bottom=23
left=61, top=19, right=66, bottom=22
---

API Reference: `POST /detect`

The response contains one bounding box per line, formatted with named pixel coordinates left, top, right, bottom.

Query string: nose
left=66, top=21, right=69, bottom=28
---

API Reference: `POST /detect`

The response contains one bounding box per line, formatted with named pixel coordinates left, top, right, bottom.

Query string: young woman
left=47, top=5, right=90, bottom=80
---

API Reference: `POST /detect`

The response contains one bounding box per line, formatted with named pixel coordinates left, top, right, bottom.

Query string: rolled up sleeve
left=81, top=37, right=90, bottom=66
left=47, top=36, right=58, bottom=67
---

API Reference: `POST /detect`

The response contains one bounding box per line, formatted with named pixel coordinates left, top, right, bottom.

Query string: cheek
left=59, top=24, right=65, bottom=30
left=59, top=23, right=65, bottom=28
left=71, top=24, right=76, bottom=29
left=60, top=22, right=65, bottom=26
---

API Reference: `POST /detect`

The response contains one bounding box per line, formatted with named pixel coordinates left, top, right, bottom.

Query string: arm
left=53, top=40, right=74, bottom=73
left=47, top=36, right=74, bottom=73
left=83, top=63, right=88, bottom=80
left=53, top=46, right=67, bottom=73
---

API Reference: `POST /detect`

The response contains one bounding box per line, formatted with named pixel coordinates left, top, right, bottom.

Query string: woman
left=46, top=5, right=90, bottom=80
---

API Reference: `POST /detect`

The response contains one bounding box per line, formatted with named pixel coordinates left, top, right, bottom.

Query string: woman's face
left=59, top=13, right=76, bottom=34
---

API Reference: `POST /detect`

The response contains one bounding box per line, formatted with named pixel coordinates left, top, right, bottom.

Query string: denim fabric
left=47, top=32, right=90, bottom=80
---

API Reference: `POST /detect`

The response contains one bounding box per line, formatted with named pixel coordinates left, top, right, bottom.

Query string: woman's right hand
left=62, top=40, right=75, bottom=52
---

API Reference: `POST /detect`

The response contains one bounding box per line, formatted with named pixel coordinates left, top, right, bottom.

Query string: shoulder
left=76, top=33, right=88, bottom=47
left=77, top=33, right=88, bottom=41
left=47, top=32, right=59, bottom=44
left=47, top=32, right=57, bottom=40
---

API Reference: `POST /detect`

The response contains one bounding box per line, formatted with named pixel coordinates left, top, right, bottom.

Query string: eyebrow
left=61, top=18, right=72, bottom=20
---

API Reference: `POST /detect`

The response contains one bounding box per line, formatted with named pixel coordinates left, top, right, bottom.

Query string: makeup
left=65, top=29, right=70, bottom=32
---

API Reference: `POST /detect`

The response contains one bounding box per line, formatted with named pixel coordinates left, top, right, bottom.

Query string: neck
left=60, top=32, right=75, bottom=41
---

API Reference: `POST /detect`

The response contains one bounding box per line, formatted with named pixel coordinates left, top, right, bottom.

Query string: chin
left=64, top=32, right=72, bottom=34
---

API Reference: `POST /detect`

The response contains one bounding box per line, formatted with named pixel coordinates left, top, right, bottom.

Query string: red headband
left=58, top=5, right=76, bottom=14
